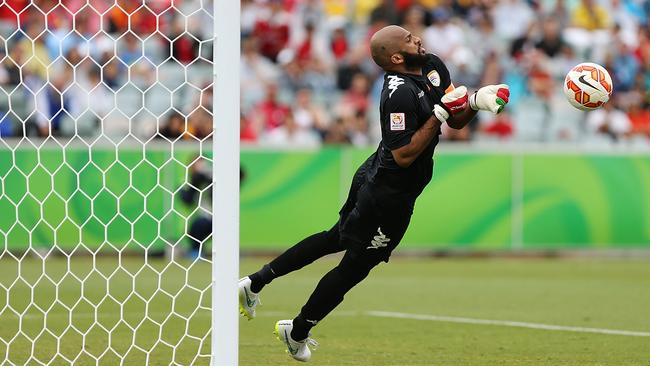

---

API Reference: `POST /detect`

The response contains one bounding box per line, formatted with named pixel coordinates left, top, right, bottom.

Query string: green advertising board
left=1, top=144, right=649, bottom=252
left=240, top=147, right=650, bottom=250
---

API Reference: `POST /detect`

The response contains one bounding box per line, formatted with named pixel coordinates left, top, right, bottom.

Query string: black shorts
left=337, top=164, right=414, bottom=263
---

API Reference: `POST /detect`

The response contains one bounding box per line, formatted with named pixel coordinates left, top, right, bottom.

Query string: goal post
left=0, top=1, right=228, bottom=364
left=212, top=0, right=240, bottom=365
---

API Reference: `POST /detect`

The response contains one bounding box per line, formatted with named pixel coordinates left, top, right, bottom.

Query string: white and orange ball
left=563, top=62, right=613, bottom=111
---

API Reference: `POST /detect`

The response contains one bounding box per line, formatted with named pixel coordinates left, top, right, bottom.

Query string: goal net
left=0, top=1, right=214, bottom=364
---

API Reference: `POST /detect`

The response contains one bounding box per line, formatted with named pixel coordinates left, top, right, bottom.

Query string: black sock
left=290, top=314, right=314, bottom=341
left=248, top=264, right=276, bottom=293
left=248, top=264, right=275, bottom=293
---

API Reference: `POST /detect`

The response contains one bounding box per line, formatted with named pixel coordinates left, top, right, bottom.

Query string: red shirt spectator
left=330, top=28, right=348, bottom=61
left=0, top=0, right=29, bottom=24
left=240, top=114, right=258, bottom=142
left=253, top=84, right=291, bottom=131
left=295, top=25, right=314, bottom=65
left=253, top=2, right=290, bottom=61
left=628, top=106, right=650, bottom=138
left=340, top=73, right=370, bottom=115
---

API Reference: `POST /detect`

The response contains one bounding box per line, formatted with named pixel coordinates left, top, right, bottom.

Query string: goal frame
left=212, top=1, right=240, bottom=365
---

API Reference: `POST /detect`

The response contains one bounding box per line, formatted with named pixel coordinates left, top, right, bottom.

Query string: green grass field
left=0, top=256, right=212, bottom=365
left=240, top=257, right=650, bottom=366
left=1, top=256, right=649, bottom=365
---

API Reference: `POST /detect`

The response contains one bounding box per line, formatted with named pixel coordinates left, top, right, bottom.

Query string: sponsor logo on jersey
left=390, top=113, right=405, bottom=131
left=367, top=227, right=390, bottom=250
left=387, top=75, right=405, bottom=98
left=418, top=90, right=424, bottom=98
left=427, top=70, right=440, bottom=87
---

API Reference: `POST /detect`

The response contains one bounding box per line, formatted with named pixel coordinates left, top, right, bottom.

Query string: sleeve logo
left=390, top=113, right=405, bottom=131
left=387, top=75, right=405, bottom=98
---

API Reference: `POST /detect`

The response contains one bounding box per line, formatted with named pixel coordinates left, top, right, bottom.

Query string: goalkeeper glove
left=433, top=86, right=469, bottom=124
left=469, top=84, right=510, bottom=114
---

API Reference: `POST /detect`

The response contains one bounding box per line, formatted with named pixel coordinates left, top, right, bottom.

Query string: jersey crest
left=387, top=75, right=405, bottom=98
left=427, top=70, right=440, bottom=87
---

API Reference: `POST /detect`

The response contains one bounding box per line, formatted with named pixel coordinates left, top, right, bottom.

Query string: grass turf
left=0, top=256, right=212, bottom=365
left=239, top=257, right=650, bottom=366
left=1, top=256, right=649, bottom=365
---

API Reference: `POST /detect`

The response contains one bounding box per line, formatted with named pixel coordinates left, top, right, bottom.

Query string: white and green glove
left=469, top=84, right=510, bottom=114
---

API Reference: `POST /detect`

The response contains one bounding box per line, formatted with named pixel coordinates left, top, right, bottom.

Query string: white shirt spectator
left=423, top=19, right=465, bottom=60
left=262, top=115, right=321, bottom=148
left=585, top=106, right=632, bottom=139
left=492, top=0, right=535, bottom=41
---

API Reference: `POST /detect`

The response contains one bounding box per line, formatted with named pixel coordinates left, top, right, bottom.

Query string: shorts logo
left=427, top=70, right=440, bottom=87
left=390, top=113, right=405, bottom=131
left=367, top=227, right=390, bottom=250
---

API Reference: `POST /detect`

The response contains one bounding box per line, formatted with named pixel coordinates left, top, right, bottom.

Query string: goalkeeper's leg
left=239, top=223, right=344, bottom=319
left=273, top=247, right=386, bottom=361
left=248, top=223, right=344, bottom=291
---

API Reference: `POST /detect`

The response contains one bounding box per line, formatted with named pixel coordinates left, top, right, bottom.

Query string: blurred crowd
left=240, top=0, right=650, bottom=146
left=0, top=0, right=214, bottom=141
left=0, top=0, right=648, bottom=146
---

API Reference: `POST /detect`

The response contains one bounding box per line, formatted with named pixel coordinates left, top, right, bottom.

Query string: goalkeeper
left=239, top=25, right=510, bottom=362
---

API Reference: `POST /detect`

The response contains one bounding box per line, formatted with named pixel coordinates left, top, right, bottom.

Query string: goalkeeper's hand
left=433, top=86, right=469, bottom=124
left=469, top=84, right=510, bottom=114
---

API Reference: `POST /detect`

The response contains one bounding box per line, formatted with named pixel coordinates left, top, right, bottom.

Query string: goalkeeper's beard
left=400, top=51, right=428, bottom=72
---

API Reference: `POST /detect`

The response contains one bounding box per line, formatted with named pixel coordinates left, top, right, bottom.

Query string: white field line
left=367, top=311, right=650, bottom=337
left=8, top=309, right=650, bottom=338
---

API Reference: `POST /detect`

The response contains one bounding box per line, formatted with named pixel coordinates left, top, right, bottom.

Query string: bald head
left=370, top=25, right=408, bottom=69
left=370, top=25, right=426, bottom=73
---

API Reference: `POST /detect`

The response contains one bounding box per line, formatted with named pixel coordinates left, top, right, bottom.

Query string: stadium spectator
left=17, top=20, right=50, bottom=81
left=346, top=110, right=370, bottom=146
left=330, top=26, right=348, bottom=62
left=292, top=88, right=328, bottom=138
left=368, top=0, right=399, bottom=26
left=33, top=70, right=73, bottom=136
left=118, top=33, right=142, bottom=66
left=338, top=72, right=371, bottom=117
left=159, top=111, right=187, bottom=140
left=585, top=100, right=632, bottom=142
left=323, top=117, right=351, bottom=145
left=572, top=0, right=611, bottom=31
left=1, top=46, right=23, bottom=86
left=401, top=6, right=427, bottom=39
left=241, top=113, right=258, bottom=143
left=536, top=18, right=567, bottom=59
left=0, top=112, right=12, bottom=137
left=0, top=0, right=648, bottom=147
left=250, top=83, right=291, bottom=132
left=627, top=95, right=650, bottom=139
left=262, top=112, right=320, bottom=147
left=423, top=8, right=464, bottom=61
left=241, top=36, right=281, bottom=112
left=180, top=156, right=212, bottom=259
left=611, top=41, right=641, bottom=91
left=167, top=17, right=201, bottom=64
left=491, top=0, right=535, bottom=42
left=253, top=0, right=291, bottom=62
left=188, top=108, right=212, bottom=141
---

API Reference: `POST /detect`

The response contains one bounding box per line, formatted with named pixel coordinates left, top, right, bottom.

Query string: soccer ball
left=563, top=62, right=613, bottom=111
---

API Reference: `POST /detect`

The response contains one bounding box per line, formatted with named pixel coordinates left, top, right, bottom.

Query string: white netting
left=0, top=1, right=214, bottom=364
